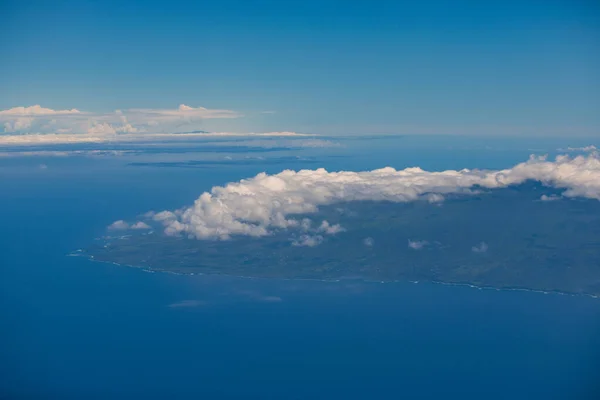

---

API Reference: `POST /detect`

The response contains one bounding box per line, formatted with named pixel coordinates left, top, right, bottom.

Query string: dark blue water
left=2, top=141, right=600, bottom=399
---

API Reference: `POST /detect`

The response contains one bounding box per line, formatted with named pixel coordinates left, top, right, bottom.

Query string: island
left=83, top=183, right=600, bottom=297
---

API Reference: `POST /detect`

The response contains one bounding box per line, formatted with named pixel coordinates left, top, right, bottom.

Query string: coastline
left=68, top=251, right=599, bottom=300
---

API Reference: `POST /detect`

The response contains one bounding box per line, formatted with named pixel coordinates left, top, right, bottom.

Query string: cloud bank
left=558, top=145, right=597, bottom=152
left=111, top=153, right=600, bottom=241
left=0, top=131, right=313, bottom=146
left=0, top=104, right=245, bottom=137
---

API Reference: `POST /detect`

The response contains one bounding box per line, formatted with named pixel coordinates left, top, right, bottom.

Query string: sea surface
left=1, top=136, right=600, bottom=399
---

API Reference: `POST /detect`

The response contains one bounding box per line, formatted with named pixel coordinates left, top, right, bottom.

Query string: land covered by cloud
left=110, top=152, right=600, bottom=241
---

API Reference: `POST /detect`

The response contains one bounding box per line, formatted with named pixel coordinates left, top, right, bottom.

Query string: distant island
left=84, top=184, right=600, bottom=297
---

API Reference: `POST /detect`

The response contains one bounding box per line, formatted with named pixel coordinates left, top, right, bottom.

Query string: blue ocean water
left=1, top=137, right=600, bottom=399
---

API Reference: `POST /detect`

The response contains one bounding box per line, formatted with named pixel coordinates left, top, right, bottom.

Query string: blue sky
left=1, top=0, right=599, bottom=135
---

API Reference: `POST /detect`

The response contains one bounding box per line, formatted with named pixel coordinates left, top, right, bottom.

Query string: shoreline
left=68, top=251, right=599, bottom=300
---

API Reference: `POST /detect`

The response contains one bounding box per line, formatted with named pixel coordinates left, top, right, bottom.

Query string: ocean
left=1, top=137, right=600, bottom=399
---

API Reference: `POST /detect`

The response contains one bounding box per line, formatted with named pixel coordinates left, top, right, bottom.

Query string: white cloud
left=540, top=194, right=560, bottom=201
left=124, top=153, right=600, bottom=241
left=408, top=240, right=428, bottom=250
left=317, top=220, right=344, bottom=234
left=363, top=237, right=375, bottom=247
left=559, top=145, right=597, bottom=152
left=292, top=234, right=324, bottom=247
left=426, top=193, right=444, bottom=203
left=0, top=104, right=243, bottom=135
left=131, top=221, right=151, bottom=230
left=116, top=123, right=139, bottom=133
left=87, top=122, right=117, bottom=135
left=127, top=104, right=241, bottom=122
left=152, top=211, right=178, bottom=222
left=0, top=131, right=312, bottom=146
left=108, top=220, right=129, bottom=230
left=0, top=105, right=81, bottom=116
left=471, top=242, right=489, bottom=253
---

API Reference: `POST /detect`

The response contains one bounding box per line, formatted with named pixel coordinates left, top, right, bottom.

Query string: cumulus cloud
left=0, top=105, right=81, bottom=116
left=540, top=194, right=560, bottom=201
left=408, top=240, right=428, bottom=250
left=108, top=220, right=130, bottom=230
left=363, top=237, right=375, bottom=247
left=426, top=193, right=444, bottom=203
left=87, top=122, right=117, bottom=135
left=471, top=242, right=489, bottom=253
left=0, top=104, right=244, bottom=136
left=131, top=221, right=151, bottom=230
left=292, top=234, right=324, bottom=247
left=317, top=220, right=344, bottom=234
left=111, top=153, right=600, bottom=241
left=151, top=211, right=178, bottom=222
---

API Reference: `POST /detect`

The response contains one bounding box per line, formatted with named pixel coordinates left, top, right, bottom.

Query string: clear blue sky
left=1, top=0, right=599, bottom=135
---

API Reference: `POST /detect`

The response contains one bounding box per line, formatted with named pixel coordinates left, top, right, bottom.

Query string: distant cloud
left=108, top=220, right=130, bottom=230
left=363, top=237, right=375, bottom=247
left=426, top=193, right=444, bottom=203
left=292, top=234, right=324, bottom=247
left=87, top=122, right=118, bottom=135
left=540, top=194, right=560, bottom=202
left=0, top=103, right=243, bottom=136
left=0, top=105, right=81, bottom=116
left=131, top=221, right=151, bottom=230
left=126, top=104, right=241, bottom=125
left=471, top=242, right=489, bottom=253
left=317, top=220, right=344, bottom=234
left=260, top=110, right=276, bottom=114
left=289, top=220, right=343, bottom=246
left=558, top=145, right=597, bottom=152
left=151, top=211, right=178, bottom=222
left=408, top=240, right=428, bottom=250
left=0, top=131, right=313, bottom=146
